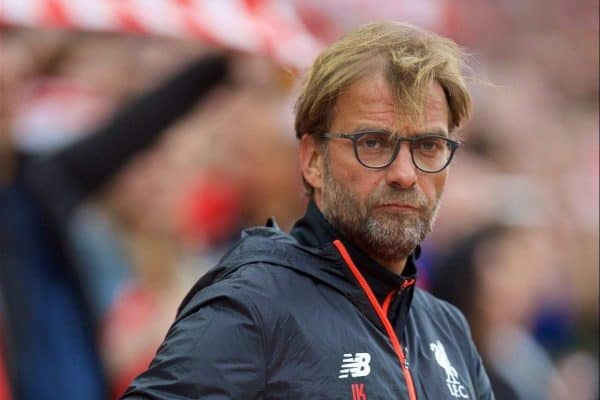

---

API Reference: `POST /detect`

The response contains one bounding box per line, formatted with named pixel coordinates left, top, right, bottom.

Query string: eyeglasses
left=319, top=130, right=460, bottom=173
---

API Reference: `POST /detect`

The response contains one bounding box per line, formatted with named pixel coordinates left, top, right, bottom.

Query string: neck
left=371, top=255, right=408, bottom=276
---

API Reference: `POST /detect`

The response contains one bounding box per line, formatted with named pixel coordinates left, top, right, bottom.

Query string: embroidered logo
left=430, top=340, right=469, bottom=398
left=338, top=353, right=371, bottom=378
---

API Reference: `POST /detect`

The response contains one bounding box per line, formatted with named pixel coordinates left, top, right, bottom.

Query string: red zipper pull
left=400, top=278, right=416, bottom=292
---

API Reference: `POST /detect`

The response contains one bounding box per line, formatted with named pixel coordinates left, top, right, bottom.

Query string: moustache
left=368, top=187, right=429, bottom=210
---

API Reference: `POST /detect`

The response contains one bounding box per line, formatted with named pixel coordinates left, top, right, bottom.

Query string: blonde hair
left=295, top=22, right=472, bottom=139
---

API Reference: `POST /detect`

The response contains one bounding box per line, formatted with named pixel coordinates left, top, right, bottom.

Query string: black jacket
left=123, top=201, right=494, bottom=399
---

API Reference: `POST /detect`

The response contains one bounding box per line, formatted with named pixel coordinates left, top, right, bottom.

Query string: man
left=123, top=22, right=494, bottom=399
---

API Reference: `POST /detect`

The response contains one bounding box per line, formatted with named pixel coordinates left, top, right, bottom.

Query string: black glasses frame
left=319, top=130, right=460, bottom=173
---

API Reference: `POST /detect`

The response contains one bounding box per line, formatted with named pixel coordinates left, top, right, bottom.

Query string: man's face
left=315, top=74, right=450, bottom=265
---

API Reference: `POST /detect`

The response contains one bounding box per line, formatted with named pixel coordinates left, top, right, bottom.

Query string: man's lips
left=376, top=203, right=419, bottom=211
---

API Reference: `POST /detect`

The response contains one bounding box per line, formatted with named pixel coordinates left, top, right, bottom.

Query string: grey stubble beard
left=321, top=152, right=441, bottom=264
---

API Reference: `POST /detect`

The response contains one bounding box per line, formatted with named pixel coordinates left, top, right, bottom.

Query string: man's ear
left=299, top=134, right=324, bottom=193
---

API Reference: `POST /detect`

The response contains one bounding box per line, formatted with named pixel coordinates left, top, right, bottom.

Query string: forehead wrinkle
left=392, top=83, right=449, bottom=134
left=348, top=85, right=396, bottom=128
left=333, top=73, right=449, bottom=136
left=357, top=71, right=449, bottom=125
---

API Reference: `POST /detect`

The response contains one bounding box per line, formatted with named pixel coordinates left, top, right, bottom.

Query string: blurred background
left=0, top=1, right=597, bottom=399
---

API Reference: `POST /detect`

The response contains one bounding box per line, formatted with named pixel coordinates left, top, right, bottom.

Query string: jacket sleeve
left=473, top=353, right=495, bottom=400
left=121, top=290, right=266, bottom=400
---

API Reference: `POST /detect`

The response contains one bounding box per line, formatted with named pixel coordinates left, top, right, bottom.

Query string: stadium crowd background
left=0, top=1, right=598, bottom=399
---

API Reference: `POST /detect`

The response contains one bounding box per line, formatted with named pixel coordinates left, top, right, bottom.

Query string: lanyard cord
left=333, top=240, right=418, bottom=400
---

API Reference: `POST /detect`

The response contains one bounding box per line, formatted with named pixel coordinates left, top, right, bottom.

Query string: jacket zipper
left=382, top=278, right=415, bottom=316
left=333, top=240, right=418, bottom=400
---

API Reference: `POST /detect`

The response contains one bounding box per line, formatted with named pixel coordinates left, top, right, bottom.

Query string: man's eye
left=358, top=134, right=390, bottom=150
left=416, top=138, right=443, bottom=152
left=364, top=139, right=382, bottom=148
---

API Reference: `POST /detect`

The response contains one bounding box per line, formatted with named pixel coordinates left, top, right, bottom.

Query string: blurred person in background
left=430, top=224, right=567, bottom=399
left=123, top=21, right=494, bottom=399
left=431, top=221, right=599, bottom=400
left=0, top=29, right=229, bottom=399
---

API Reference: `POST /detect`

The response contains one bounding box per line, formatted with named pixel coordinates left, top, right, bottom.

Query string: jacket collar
left=290, top=200, right=419, bottom=302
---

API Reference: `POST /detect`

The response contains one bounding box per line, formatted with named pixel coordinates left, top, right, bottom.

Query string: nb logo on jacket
left=338, top=353, right=371, bottom=378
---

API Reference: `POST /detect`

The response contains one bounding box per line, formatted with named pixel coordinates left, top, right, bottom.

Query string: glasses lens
left=411, top=136, right=452, bottom=172
left=355, top=132, right=396, bottom=167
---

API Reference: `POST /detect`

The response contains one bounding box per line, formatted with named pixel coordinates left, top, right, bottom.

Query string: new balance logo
left=338, top=353, right=371, bottom=378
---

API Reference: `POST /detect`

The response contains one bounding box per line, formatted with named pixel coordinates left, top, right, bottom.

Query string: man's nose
left=384, top=144, right=417, bottom=189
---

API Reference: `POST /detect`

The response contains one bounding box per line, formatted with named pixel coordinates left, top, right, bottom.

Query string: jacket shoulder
left=177, top=227, right=310, bottom=317
left=412, top=288, right=472, bottom=336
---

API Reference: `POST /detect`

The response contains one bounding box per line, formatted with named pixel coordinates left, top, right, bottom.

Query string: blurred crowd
left=0, top=1, right=598, bottom=399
